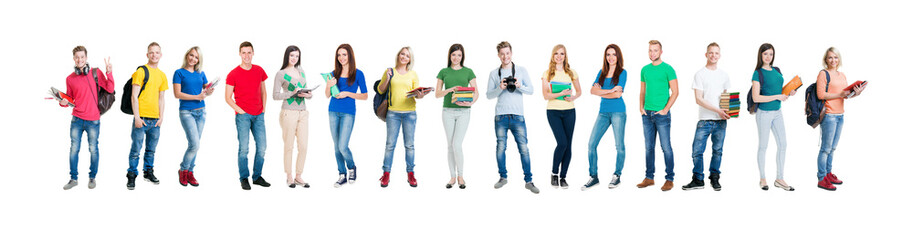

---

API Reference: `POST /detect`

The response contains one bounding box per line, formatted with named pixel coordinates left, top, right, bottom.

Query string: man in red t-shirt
left=60, top=46, right=115, bottom=190
left=225, top=41, right=270, bottom=190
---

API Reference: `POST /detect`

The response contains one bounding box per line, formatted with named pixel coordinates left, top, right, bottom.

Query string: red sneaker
left=817, top=179, right=836, bottom=191
left=179, top=170, right=188, bottom=186
left=379, top=172, right=390, bottom=188
left=407, top=172, right=418, bottom=187
left=187, top=170, right=199, bottom=187
left=826, top=173, right=843, bottom=185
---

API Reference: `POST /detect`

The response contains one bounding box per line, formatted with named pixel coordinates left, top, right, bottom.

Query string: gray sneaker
left=88, top=178, right=96, bottom=189
left=607, top=174, right=621, bottom=189
left=525, top=182, right=540, bottom=194
left=63, top=180, right=78, bottom=190
left=493, top=178, right=508, bottom=189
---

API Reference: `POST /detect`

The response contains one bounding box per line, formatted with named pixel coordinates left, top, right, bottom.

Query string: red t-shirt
left=226, top=64, right=268, bottom=115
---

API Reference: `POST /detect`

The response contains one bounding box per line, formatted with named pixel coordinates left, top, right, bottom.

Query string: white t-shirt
left=692, top=66, right=731, bottom=120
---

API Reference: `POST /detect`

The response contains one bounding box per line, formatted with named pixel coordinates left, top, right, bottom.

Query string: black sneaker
left=581, top=176, right=599, bottom=191
left=126, top=172, right=137, bottom=190
left=709, top=173, right=721, bottom=191
left=682, top=174, right=705, bottom=191
left=252, top=177, right=271, bottom=187
left=559, top=178, right=569, bottom=189
left=143, top=169, right=160, bottom=185
left=550, top=174, right=559, bottom=188
left=241, top=178, right=251, bottom=190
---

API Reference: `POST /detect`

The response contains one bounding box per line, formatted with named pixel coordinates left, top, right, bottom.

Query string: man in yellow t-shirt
left=126, top=42, right=169, bottom=190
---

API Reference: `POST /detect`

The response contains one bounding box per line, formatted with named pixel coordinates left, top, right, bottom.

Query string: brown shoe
left=661, top=180, right=674, bottom=191
left=636, top=178, right=655, bottom=188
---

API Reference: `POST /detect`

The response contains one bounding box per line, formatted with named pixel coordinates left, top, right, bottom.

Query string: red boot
left=379, top=172, right=390, bottom=188
left=179, top=170, right=188, bottom=186
left=817, top=178, right=836, bottom=191
left=826, top=173, right=843, bottom=185
left=407, top=172, right=417, bottom=187
left=187, top=170, right=199, bottom=187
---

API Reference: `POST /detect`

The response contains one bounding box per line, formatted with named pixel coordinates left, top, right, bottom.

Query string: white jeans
left=755, top=109, right=787, bottom=180
left=442, top=108, right=471, bottom=178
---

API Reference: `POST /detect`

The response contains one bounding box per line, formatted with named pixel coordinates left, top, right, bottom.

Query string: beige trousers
left=280, top=109, right=309, bottom=175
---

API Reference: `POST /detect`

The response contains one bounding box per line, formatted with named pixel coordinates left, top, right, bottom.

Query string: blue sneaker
left=581, top=177, right=599, bottom=191
left=334, top=174, right=347, bottom=188
left=348, top=168, right=356, bottom=184
left=607, top=174, right=621, bottom=189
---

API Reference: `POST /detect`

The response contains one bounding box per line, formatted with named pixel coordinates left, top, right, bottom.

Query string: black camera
left=504, top=76, right=517, bottom=93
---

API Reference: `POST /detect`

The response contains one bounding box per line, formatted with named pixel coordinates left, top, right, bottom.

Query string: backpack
left=372, top=68, right=393, bottom=122
left=120, top=65, right=149, bottom=115
left=747, top=67, right=780, bottom=114
left=89, top=68, right=116, bottom=115
left=804, top=70, right=831, bottom=128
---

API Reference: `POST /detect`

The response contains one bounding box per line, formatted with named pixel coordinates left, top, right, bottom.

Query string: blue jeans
left=128, top=118, right=161, bottom=175
left=179, top=108, right=206, bottom=171
left=69, top=116, right=100, bottom=180
left=329, top=111, right=356, bottom=174
left=691, top=120, right=727, bottom=180
left=817, top=114, right=844, bottom=181
left=236, top=113, right=267, bottom=181
left=495, top=114, right=532, bottom=182
left=546, top=109, right=575, bottom=178
left=642, top=110, right=674, bottom=181
left=383, top=111, right=417, bottom=172
left=587, top=112, right=626, bottom=177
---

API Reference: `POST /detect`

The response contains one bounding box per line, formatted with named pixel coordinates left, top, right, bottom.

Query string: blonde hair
left=707, top=42, right=720, bottom=51
left=547, top=44, right=575, bottom=81
left=822, top=47, right=842, bottom=69
left=496, top=41, right=512, bottom=52
left=395, top=46, right=414, bottom=71
left=649, top=40, right=662, bottom=49
left=182, top=46, right=203, bottom=71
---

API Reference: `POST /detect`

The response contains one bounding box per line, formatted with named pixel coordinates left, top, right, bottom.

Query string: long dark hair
left=281, top=45, right=300, bottom=70
left=598, top=44, right=624, bottom=86
left=755, top=43, right=775, bottom=70
left=447, top=43, right=465, bottom=68
left=333, top=44, right=357, bottom=85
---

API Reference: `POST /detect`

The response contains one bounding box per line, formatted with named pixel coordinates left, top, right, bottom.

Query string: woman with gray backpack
left=812, top=47, right=866, bottom=191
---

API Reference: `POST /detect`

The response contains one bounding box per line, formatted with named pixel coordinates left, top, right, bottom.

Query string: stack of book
left=844, top=80, right=868, bottom=98
left=451, top=87, right=475, bottom=103
left=782, top=75, right=803, bottom=95
left=48, top=86, right=76, bottom=107
left=406, top=87, right=434, bottom=98
left=550, top=81, right=572, bottom=100
left=720, top=92, right=740, bottom=118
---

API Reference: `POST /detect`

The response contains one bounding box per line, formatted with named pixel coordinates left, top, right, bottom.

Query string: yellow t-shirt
left=382, top=69, right=420, bottom=112
left=132, top=65, right=169, bottom=118
left=542, top=69, right=577, bottom=110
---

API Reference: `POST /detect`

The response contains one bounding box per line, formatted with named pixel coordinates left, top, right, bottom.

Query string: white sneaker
left=607, top=174, right=621, bottom=189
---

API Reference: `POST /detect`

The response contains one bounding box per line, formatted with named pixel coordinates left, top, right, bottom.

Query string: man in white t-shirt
left=683, top=42, right=731, bottom=191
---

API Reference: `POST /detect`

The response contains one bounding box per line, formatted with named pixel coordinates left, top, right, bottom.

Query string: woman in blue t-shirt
left=325, top=44, right=368, bottom=188
left=582, top=44, right=627, bottom=190
left=172, top=46, right=215, bottom=187
left=751, top=43, right=797, bottom=191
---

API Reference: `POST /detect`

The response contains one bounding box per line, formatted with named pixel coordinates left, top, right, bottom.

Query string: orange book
left=781, top=75, right=802, bottom=95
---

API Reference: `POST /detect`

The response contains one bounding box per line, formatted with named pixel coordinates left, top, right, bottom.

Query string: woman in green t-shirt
left=751, top=43, right=797, bottom=191
left=434, top=44, right=478, bottom=189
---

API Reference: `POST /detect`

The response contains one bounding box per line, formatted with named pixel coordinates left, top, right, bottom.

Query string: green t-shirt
left=751, top=68, right=784, bottom=111
left=437, top=67, right=476, bottom=108
left=640, top=62, right=677, bottom=111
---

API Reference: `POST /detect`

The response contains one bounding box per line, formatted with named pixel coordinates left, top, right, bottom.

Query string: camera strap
left=497, top=62, right=515, bottom=79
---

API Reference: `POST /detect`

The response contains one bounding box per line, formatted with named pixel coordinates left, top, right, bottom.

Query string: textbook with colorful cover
left=781, top=75, right=802, bottom=95
left=321, top=73, right=340, bottom=97
left=48, top=87, right=75, bottom=107
left=550, top=81, right=571, bottom=100
left=406, top=87, right=434, bottom=98
left=450, top=86, right=475, bottom=103
left=720, top=92, right=740, bottom=118
left=843, top=80, right=868, bottom=98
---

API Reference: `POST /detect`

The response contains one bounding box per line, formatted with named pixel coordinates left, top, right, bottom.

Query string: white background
left=2, top=0, right=910, bottom=239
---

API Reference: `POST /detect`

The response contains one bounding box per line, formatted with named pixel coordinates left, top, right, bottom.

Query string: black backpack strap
left=138, top=65, right=150, bottom=94
left=823, top=70, right=830, bottom=92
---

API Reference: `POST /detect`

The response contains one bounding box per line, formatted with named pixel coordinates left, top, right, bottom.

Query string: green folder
left=321, top=73, right=340, bottom=97
left=551, top=83, right=571, bottom=100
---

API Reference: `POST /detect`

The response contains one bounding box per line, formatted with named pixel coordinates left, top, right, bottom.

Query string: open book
left=48, top=87, right=76, bottom=107
left=296, top=83, right=322, bottom=94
